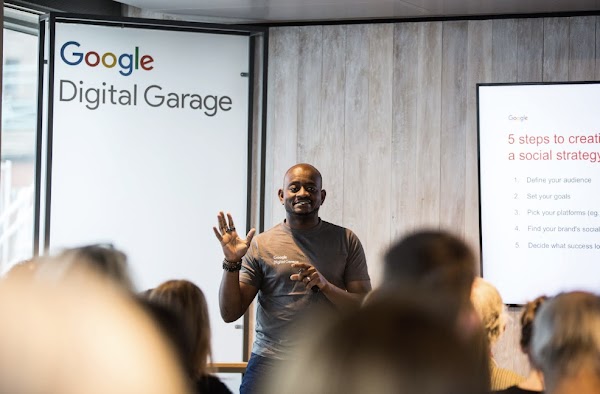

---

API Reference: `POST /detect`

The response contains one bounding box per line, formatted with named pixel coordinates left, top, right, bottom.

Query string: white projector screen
left=39, top=16, right=255, bottom=362
left=478, top=83, right=600, bottom=305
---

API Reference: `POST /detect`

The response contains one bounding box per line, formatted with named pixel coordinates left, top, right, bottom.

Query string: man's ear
left=278, top=189, right=284, bottom=204
left=321, top=189, right=326, bottom=204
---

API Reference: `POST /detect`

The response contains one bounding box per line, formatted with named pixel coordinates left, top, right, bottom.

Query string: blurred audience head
left=380, top=230, right=478, bottom=330
left=383, top=230, right=476, bottom=304
left=149, top=279, right=211, bottom=378
left=54, top=244, right=134, bottom=291
left=267, top=295, right=489, bottom=394
left=3, top=258, right=39, bottom=280
left=138, top=297, right=194, bottom=380
left=470, top=277, right=508, bottom=347
left=0, top=257, right=191, bottom=394
left=531, top=291, right=600, bottom=394
left=520, top=295, right=548, bottom=356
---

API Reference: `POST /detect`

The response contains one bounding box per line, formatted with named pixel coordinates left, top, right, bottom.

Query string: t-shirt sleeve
left=239, top=237, right=263, bottom=288
left=344, top=229, right=370, bottom=283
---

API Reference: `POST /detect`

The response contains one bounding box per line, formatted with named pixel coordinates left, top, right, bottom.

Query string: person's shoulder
left=195, top=374, right=232, bottom=394
left=492, top=387, right=541, bottom=394
left=320, top=220, right=349, bottom=232
left=320, top=221, right=363, bottom=242
left=321, top=220, right=361, bottom=239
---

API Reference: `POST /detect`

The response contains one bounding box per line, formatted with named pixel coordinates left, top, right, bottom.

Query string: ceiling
left=115, top=0, right=600, bottom=24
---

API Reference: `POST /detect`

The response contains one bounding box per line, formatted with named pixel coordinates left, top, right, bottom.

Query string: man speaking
left=213, top=163, right=371, bottom=394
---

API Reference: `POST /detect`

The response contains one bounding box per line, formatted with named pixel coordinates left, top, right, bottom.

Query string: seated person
left=149, top=279, right=231, bottom=394
left=531, top=291, right=600, bottom=394
left=494, top=295, right=547, bottom=394
left=376, top=230, right=483, bottom=340
left=0, top=257, right=191, bottom=394
left=264, top=295, right=490, bottom=394
left=471, top=277, right=525, bottom=390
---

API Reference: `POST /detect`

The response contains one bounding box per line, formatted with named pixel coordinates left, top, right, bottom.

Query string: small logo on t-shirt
left=272, top=255, right=299, bottom=264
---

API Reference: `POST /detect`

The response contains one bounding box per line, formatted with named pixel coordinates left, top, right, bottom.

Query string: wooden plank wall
left=265, top=16, right=599, bottom=376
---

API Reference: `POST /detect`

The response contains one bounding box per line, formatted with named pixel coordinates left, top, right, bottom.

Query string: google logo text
left=60, top=41, right=154, bottom=76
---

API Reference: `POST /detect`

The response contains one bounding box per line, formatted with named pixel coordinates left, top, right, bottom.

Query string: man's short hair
left=382, top=230, right=476, bottom=304
left=531, top=291, right=600, bottom=388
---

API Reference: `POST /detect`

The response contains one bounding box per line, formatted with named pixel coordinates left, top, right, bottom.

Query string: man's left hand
left=290, top=263, right=328, bottom=292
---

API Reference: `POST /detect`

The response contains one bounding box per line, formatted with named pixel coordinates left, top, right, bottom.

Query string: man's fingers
left=212, top=227, right=223, bottom=241
left=217, top=212, right=228, bottom=232
left=226, top=212, right=236, bottom=231
left=291, top=263, right=311, bottom=271
left=246, top=228, right=256, bottom=244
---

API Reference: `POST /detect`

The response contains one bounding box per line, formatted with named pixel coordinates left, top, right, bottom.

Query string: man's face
left=278, top=165, right=326, bottom=216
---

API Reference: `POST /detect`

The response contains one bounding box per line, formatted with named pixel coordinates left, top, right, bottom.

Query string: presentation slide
left=43, top=19, right=251, bottom=361
left=478, top=83, right=600, bottom=305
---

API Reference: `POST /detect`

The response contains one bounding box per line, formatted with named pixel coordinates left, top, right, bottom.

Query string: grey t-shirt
left=240, top=219, right=369, bottom=359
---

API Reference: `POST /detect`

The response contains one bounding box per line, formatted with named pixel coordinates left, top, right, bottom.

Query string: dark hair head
left=520, top=295, right=548, bottom=353
left=383, top=230, right=476, bottom=307
left=149, top=280, right=211, bottom=378
left=57, top=244, right=134, bottom=291
left=268, top=296, right=490, bottom=394
left=138, top=297, right=194, bottom=379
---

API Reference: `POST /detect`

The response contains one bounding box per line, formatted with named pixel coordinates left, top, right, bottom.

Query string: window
left=0, top=6, right=40, bottom=273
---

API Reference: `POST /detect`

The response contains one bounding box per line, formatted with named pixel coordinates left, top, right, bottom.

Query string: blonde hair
left=470, top=277, right=508, bottom=346
left=149, top=280, right=212, bottom=378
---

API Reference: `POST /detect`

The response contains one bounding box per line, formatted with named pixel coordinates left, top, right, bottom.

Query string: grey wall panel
left=465, top=19, right=492, bottom=265
left=364, top=24, right=393, bottom=286
left=569, top=16, right=596, bottom=81
left=297, top=26, right=323, bottom=163
left=543, top=17, right=570, bottom=81
left=492, top=19, right=518, bottom=82
left=265, top=28, right=299, bottom=228
left=517, top=18, right=543, bottom=82
left=391, top=22, right=419, bottom=240
left=440, top=21, right=468, bottom=235
left=316, top=25, right=347, bottom=226
left=596, top=17, right=600, bottom=79
left=343, top=24, right=370, bottom=262
left=415, top=22, right=443, bottom=227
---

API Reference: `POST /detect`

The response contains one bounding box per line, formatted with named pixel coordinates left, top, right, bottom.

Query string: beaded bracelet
left=222, top=258, right=242, bottom=272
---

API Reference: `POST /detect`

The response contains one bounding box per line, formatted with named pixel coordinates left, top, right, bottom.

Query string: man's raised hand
left=212, top=211, right=256, bottom=262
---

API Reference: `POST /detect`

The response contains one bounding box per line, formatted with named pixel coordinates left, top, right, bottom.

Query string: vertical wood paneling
left=317, top=26, right=346, bottom=225
left=265, top=27, right=299, bottom=227
left=297, top=27, right=323, bottom=161
left=517, top=18, right=543, bottom=82
left=415, top=22, right=442, bottom=227
left=596, top=17, right=600, bottom=79
left=365, top=24, right=393, bottom=286
left=543, top=18, right=570, bottom=81
left=569, top=16, right=596, bottom=81
left=440, top=21, right=468, bottom=235
left=342, top=25, right=370, bottom=255
left=465, top=19, right=493, bottom=267
left=391, top=22, right=419, bottom=239
left=492, top=19, right=518, bottom=82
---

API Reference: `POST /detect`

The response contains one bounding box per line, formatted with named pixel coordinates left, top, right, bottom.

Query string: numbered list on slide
left=479, top=84, right=600, bottom=303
